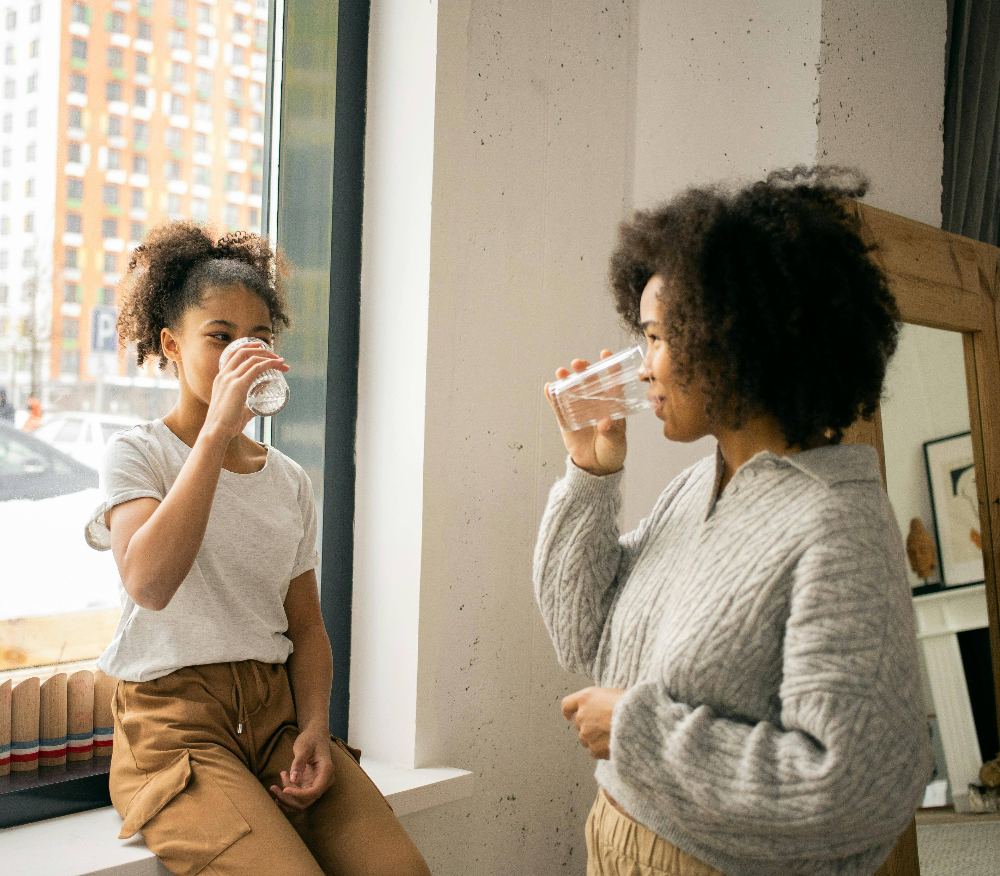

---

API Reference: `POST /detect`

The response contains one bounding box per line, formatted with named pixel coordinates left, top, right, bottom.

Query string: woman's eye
left=211, top=334, right=230, bottom=342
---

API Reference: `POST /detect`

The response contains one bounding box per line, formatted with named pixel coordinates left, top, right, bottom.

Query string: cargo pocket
left=118, top=750, right=251, bottom=876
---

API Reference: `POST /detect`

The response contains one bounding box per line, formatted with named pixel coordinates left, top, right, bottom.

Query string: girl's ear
left=161, top=326, right=182, bottom=363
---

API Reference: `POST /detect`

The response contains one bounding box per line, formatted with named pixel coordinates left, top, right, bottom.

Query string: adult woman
left=85, top=222, right=429, bottom=876
left=534, top=168, right=931, bottom=876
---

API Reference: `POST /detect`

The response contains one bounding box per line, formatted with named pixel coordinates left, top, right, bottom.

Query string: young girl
left=85, top=222, right=430, bottom=876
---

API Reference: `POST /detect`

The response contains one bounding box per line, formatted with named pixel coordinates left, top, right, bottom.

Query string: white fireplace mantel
left=913, top=583, right=989, bottom=811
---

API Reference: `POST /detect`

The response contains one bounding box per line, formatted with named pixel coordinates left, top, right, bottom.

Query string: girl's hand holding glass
left=545, top=350, right=629, bottom=476
left=207, top=341, right=289, bottom=440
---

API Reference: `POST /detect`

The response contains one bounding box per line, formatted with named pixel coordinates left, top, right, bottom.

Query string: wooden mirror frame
left=843, top=202, right=1000, bottom=876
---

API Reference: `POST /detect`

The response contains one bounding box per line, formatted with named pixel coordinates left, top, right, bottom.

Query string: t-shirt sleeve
left=290, top=466, right=320, bottom=579
left=85, top=432, right=165, bottom=551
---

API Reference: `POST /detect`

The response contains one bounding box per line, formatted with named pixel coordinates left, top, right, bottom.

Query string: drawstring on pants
left=230, top=662, right=247, bottom=735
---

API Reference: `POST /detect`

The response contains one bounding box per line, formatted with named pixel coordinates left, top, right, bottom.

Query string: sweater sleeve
left=608, top=523, right=932, bottom=862
left=533, top=458, right=663, bottom=678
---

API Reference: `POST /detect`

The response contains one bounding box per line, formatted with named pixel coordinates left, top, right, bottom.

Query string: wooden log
left=39, top=673, right=68, bottom=767
left=93, top=671, right=116, bottom=757
left=66, top=670, right=94, bottom=762
left=0, top=608, right=122, bottom=671
left=10, top=677, right=40, bottom=772
left=0, top=679, right=11, bottom=776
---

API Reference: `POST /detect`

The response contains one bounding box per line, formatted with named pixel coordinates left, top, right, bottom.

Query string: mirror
left=880, top=323, right=999, bottom=864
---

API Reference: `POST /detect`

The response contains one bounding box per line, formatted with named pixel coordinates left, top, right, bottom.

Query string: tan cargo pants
left=109, top=660, right=430, bottom=876
left=586, top=789, right=724, bottom=876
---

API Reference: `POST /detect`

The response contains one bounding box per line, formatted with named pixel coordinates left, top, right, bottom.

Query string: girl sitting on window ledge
left=85, top=221, right=430, bottom=876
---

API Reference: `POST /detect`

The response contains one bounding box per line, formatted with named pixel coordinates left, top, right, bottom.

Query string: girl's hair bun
left=116, top=220, right=291, bottom=369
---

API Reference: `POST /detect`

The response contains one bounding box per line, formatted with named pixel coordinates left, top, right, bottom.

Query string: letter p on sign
left=91, top=306, right=118, bottom=353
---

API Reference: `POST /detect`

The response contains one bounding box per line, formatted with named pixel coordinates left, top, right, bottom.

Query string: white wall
left=352, top=2, right=950, bottom=874
left=352, top=0, right=439, bottom=766
left=881, top=325, right=970, bottom=589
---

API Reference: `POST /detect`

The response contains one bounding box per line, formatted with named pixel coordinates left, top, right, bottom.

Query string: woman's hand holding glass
left=545, top=350, right=627, bottom=476
left=206, top=342, right=290, bottom=441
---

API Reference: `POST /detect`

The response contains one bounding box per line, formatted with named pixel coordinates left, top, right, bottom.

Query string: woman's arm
left=534, top=455, right=691, bottom=676
left=270, top=569, right=335, bottom=812
left=606, top=525, right=931, bottom=862
left=533, top=461, right=629, bottom=676
left=106, top=346, right=284, bottom=610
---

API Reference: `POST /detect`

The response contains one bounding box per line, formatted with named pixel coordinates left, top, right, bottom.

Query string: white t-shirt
left=85, top=419, right=320, bottom=682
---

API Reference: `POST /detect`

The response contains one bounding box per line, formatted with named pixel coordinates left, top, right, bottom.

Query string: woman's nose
left=638, top=358, right=652, bottom=382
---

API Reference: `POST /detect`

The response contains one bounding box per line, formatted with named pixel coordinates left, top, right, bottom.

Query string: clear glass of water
left=219, top=337, right=290, bottom=417
left=547, top=346, right=651, bottom=431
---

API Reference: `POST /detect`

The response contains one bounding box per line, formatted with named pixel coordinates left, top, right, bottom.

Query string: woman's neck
left=714, top=416, right=828, bottom=490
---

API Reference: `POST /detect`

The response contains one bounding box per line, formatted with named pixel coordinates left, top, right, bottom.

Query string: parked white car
left=31, top=413, right=143, bottom=471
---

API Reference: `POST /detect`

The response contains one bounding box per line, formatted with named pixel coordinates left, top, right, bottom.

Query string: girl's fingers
left=600, top=349, right=612, bottom=359
left=269, top=785, right=305, bottom=810
left=230, top=352, right=283, bottom=378
left=570, top=359, right=591, bottom=373
left=555, top=368, right=571, bottom=380
left=221, top=343, right=277, bottom=371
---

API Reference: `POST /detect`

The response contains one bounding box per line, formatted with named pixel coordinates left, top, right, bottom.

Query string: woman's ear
left=161, top=326, right=181, bottom=364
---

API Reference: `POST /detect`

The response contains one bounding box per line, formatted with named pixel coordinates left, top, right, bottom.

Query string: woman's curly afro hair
left=608, top=165, right=901, bottom=447
left=117, top=221, right=291, bottom=369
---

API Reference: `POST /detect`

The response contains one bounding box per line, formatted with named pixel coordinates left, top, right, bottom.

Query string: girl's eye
left=211, top=333, right=230, bottom=342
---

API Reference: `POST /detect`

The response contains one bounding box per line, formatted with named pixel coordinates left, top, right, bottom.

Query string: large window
left=0, top=0, right=280, bottom=686
left=0, top=0, right=369, bottom=831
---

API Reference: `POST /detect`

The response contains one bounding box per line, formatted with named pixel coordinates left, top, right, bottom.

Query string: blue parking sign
left=91, top=306, right=118, bottom=353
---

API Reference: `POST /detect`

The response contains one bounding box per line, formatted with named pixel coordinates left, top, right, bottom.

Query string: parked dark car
left=0, top=422, right=98, bottom=501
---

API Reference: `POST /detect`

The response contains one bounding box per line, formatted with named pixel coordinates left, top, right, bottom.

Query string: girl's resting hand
left=545, top=350, right=627, bottom=476
left=269, top=727, right=335, bottom=813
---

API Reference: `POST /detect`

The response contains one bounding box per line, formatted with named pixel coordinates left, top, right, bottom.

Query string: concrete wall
left=405, top=3, right=638, bottom=871
left=817, top=0, right=947, bottom=225
left=352, top=2, right=949, bottom=873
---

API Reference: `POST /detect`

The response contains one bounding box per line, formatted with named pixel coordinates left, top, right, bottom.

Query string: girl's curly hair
left=117, top=221, right=291, bottom=369
left=608, top=165, right=900, bottom=447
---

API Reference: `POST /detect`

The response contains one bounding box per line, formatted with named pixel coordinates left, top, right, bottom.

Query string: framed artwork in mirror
left=924, top=431, right=985, bottom=587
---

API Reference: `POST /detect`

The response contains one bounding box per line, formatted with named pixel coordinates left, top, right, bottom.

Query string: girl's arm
left=106, top=345, right=284, bottom=611
left=283, top=568, right=333, bottom=734
left=270, top=569, right=335, bottom=812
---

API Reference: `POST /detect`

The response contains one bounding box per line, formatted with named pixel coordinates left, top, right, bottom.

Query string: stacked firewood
left=0, top=670, right=116, bottom=774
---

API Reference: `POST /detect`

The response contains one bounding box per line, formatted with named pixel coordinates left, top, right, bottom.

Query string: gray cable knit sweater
left=534, top=444, right=932, bottom=876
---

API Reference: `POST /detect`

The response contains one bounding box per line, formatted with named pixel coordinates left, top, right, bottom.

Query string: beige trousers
left=109, top=660, right=430, bottom=876
left=586, top=789, right=725, bottom=876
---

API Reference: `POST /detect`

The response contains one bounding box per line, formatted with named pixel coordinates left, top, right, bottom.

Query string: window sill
left=0, top=760, right=472, bottom=876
